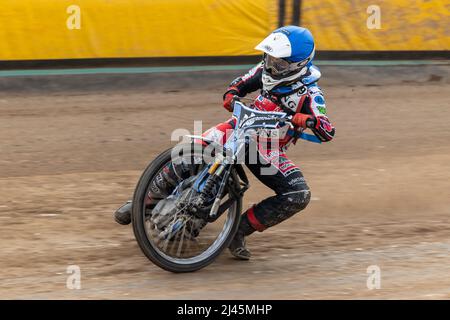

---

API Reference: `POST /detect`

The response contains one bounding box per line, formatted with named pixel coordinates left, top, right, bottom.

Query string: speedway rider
left=114, top=26, right=335, bottom=260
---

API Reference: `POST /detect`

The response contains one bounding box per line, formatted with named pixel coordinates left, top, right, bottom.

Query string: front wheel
left=131, top=143, right=242, bottom=273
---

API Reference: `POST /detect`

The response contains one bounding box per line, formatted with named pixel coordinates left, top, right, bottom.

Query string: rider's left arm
left=303, top=84, right=335, bottom=142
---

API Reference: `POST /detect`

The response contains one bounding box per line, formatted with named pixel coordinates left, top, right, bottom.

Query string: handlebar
left=233, top=95, right=290, bottom=122
left=231, top=95, right=241, bottom=109
left=275, top=115, right=292, bottom=125
left=233, top=96, right=316, bottom=129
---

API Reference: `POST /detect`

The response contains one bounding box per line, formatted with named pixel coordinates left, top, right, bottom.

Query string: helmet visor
left=264, top=54, right=309, bottom=77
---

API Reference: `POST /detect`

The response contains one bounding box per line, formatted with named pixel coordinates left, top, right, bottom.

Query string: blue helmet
left=255, top=26, right=315, bottom=91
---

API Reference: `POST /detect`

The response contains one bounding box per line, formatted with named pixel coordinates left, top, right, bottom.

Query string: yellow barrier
left=0, top=0, right=447, bottom=61
left=0, top=0, right=276, bottom=60
left=302, top=0, right=450, bottom=51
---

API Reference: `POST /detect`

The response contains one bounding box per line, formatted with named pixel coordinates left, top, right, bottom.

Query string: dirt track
left=1, top=64, right=450, bottom=299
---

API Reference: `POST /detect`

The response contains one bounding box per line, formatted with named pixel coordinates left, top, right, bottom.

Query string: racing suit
left=202, top=61, right=335, bottom=236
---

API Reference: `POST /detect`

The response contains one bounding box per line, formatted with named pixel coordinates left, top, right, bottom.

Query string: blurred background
left=0, top=0, right=449, bottom=299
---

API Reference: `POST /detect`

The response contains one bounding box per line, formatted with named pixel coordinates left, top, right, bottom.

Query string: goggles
left=264, top=53, right=312, bottom=76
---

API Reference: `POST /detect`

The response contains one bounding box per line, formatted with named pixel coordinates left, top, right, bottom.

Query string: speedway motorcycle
left=131, top=98, right=295, bottom=272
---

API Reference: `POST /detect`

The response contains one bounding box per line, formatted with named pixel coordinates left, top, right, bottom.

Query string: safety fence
left=0, top=0, right=448, bottom=61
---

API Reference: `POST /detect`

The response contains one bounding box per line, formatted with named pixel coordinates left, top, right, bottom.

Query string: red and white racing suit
left=201, top=62, right=335, bottom=235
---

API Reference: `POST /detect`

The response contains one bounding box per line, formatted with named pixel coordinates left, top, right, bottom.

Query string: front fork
left=185, top=135, right=249, bottom=221
left=193, top=157, right=249, bottom=222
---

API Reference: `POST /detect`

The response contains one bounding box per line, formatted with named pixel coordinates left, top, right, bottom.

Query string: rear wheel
left=131, top=143, right=242, bottom=273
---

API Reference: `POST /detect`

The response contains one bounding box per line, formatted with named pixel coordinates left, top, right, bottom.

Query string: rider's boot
left=228, top=208, right=259, bottom=260
left=228, top=229, right=251, bottom=260
left=114, top=200, right=132, bottom=225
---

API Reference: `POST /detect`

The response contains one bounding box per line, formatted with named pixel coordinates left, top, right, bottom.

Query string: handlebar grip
left=230, top=95, right=240, bottom=110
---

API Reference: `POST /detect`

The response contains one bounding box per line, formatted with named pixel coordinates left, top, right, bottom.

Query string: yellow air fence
left=0, top=0, right=447, bottom=61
